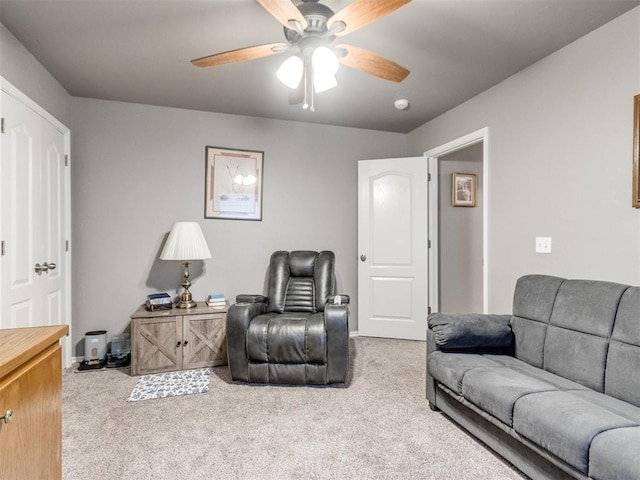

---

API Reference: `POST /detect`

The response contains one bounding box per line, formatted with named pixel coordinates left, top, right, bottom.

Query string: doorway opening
left=425, top=128, right=489, bottom=314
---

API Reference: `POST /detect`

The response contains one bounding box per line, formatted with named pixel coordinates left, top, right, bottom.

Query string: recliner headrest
left=289, top=251, right=318, bottom=277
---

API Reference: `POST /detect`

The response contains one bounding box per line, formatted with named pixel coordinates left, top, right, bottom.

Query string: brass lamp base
left=177, top=261, right=198, bottom=309
left=177, top=299, right=197, bottom=309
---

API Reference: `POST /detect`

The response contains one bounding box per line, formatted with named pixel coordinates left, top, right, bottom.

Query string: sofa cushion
left=543, top=325, right=609, bottom=391
left=549, top=280, right=627, bottom=336
left=569, top=390, right=640, bottom=423
left=428, top=313, right=512, bottom=350
left=510, top=275, right=564, bottom=368
left=483, top=354, right=590, bottom=391
left=512, top=391, right=637, bottom=474
left=510, top=316, right=547, bottom=368
left=427, top=351, right=499, bottom=394
left=512, top=274, right=564, bottom=322
left=462, top=367, right=556, bottom=426
left=588, top=426, right=640, bottom=480
left=607, top=287, right=640, bottom=407
left=542, top=280, right=628, bottom=392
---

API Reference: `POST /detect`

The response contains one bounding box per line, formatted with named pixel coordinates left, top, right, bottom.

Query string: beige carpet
left=62, top=337, right=526, bottom=479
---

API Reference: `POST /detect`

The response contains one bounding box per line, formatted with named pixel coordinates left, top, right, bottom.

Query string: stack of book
left=206, top=294, right=227, bottom=309
left=145, top=292, right=173, bottom=311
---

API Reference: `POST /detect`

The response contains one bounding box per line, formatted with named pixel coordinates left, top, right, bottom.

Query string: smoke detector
left=394, top=98, right=409, bottom=110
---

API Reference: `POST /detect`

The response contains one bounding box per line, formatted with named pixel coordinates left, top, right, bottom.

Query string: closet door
left=0, top=88, right=69, bottom=355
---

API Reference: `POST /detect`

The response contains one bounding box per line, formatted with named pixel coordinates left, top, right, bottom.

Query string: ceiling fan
left=191, top=0, right=412, bottom=111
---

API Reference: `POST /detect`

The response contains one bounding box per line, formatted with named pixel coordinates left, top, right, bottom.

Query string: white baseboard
left=349, top=331, right=359, bottom=337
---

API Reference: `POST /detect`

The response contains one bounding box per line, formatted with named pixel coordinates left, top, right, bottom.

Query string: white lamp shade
left=314, top=72, right=337, bottom=93
left=277, top=55, right=304, bottom=89
left=312, top=46, right=339, bottom=93
left=160, top=222, right=212, bottom=261
left=312, top=46, right=339, bottom=74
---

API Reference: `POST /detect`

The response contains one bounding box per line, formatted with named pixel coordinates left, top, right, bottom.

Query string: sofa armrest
left=427, top=313, right=513, bottom=350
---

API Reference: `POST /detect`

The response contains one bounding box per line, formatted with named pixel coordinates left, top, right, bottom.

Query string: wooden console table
left=0, top=324, right=69, bottom=480
left=130, top=304, right=228, bottom=376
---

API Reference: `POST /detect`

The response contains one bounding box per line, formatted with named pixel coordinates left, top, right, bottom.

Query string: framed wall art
left=632, top=94, right=640, bottom=208
left=205, top=146, right=263, bottom=220
left=452, top=173, right=477, bottom=207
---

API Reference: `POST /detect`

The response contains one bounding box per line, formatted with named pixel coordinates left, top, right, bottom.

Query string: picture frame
left=632, top=95, right=640, bottom=208
left=452, top=173, right=477, bottom=207
left=205, top=146, right=263, bottom=220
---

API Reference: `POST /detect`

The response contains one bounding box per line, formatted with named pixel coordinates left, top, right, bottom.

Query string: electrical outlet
left=535, top=237, right=552, bottom=254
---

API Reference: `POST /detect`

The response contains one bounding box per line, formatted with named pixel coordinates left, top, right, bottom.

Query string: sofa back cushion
left=512, top=275, right=637, bottom=398
left=511, top=275, right=564, bottom=368
left=606, top=287, right=640, bottom=407
left=544, top=280, right=627, bottom=391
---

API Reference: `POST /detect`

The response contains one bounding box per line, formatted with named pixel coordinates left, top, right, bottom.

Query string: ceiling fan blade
left=328, top=0, right=412, bottom=37
left=191, top=43, right=288, bottom=68
left=257, top=0, right=307, bottom=30
left=337, top=44, right=409, bottom=82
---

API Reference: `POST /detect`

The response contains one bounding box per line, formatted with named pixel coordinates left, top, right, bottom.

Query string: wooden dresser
left=0, top=325, right=69, bottom=480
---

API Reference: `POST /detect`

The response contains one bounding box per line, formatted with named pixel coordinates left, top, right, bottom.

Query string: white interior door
left=1, top=90, right=43, bottom=327
left=1, top=85, right=70, bottom=363
left=357, top=157, right=429, bottom=340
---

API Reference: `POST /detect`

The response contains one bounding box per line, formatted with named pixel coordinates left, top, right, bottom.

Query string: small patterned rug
left=127, top=368, right=210, bottom=402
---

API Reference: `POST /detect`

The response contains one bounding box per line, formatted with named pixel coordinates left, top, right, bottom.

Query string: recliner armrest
left=327, top=294, right=350, bottom=305
left=227, top=300, right=268, bottom=382
left=235, top=294, right=268, bottom=304
left=428, top=313, right=513, bottom=351
left=324, top=302, right=350, bottom=384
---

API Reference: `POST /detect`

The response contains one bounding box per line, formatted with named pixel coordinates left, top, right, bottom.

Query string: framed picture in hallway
left=205, top=146, right=263, bottom=220
left=632, top=94, right=640, bottom=208
left=452, top=173, right=477, bottom=207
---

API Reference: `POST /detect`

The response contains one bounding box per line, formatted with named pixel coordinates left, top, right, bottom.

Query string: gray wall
left=409, top=7, right=640, bottom=313
left=0, top=24, right=72, bottom=126
left=438, top=143, right=483, bottom=313
left=3, top=7, right=639, bottom=352
left=71, top=98, right=407, bottom=354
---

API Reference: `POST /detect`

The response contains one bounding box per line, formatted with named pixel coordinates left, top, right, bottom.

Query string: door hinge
left=428, top=172, right=432, bottom=181
left=65, top=240, right=70, bottom=252
left=428, top=239, right=432, bottom=248
left=1, top=240, right=5, bottom=256
left=428, top=306, right=432, bottom=315
left=65, top=154, right=69, bottom=167
left=1, top=118, right=4, bottom=134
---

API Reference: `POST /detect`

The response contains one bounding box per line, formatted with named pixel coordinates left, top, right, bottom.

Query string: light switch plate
left=535, top=237, right=552, bottom=254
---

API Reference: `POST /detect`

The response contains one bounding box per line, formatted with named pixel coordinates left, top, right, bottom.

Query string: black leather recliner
left=226, top=250, right=350, bottom=385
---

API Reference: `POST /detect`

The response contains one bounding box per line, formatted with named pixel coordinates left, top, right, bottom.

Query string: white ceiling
left=1, top=0, right=638, bottom=133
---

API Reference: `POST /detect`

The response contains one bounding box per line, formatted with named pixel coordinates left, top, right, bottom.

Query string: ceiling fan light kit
left=191, top=0, right=412, bottom=111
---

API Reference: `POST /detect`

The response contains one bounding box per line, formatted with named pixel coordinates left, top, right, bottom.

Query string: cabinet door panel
left=0, top=344, right=62, bottom=480
left=133, top=317, right=181, bottom=375
left=183, top=313, right=227, bottom=369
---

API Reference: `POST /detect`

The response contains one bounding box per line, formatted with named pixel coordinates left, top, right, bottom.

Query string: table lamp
left=160, top=222, right=212, bottom=308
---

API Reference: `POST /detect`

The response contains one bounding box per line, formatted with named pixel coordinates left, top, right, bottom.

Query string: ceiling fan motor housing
left=284, top=1, right=336, bottom=46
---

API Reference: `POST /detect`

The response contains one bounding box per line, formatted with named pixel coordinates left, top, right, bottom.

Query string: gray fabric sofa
left=426, top=274, right=640, bottom=480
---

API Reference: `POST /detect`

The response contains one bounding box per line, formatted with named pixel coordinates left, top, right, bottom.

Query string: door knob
left=34, top=262, right=57, bottom=274
left=360, top=254, right=367, bottom=262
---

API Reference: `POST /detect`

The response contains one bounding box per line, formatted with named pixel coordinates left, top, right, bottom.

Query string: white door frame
left=0, top=75, right=72, bottom=367
left=425, top=127, right=489, bottom=313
